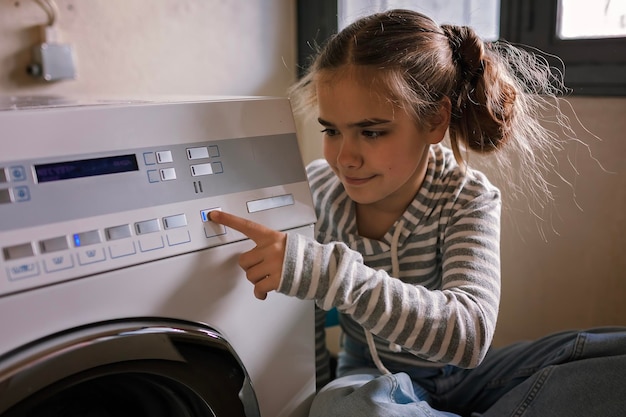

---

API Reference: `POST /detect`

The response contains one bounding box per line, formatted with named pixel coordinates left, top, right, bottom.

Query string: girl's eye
left=362, top=130, right=384, bottom=139
left=321, top=128, right=339, bottom=136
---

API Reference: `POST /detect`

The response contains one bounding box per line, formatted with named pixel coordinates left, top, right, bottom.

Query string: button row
left=2, top=213, right=188, bottom=261
left=142, top=145, right=220, bottom=166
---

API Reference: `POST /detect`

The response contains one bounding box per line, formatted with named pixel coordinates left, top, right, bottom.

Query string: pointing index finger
left=208, top=210, right=269, bottom=242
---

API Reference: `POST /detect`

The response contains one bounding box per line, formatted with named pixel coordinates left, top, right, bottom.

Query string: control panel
left=0, top=96, right=316, bottom=297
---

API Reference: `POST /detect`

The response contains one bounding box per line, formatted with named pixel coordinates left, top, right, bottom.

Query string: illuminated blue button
left=9, top=166, right=26, bottom=182
left=200, top=208, right=221, bottom=223
left=73, top=230, right=102, bottom=247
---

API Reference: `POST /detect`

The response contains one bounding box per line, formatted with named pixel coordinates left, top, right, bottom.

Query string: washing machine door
left=0, top=319, right=260, bottom=417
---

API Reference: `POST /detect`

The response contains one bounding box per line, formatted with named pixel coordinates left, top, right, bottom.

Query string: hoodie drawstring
left=364, top=221, right=404, bottom=375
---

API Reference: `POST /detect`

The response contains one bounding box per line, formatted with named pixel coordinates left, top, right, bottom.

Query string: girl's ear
left=426, top=97, right=451, bottom=144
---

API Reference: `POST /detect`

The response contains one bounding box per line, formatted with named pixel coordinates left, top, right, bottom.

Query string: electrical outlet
left=27, top=42, right=76, bottom=82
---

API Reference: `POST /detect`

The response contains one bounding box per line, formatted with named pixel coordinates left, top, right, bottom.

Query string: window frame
left=297, top=0, right=626, bottom=96
left=501, top=0, right=626, bottom=96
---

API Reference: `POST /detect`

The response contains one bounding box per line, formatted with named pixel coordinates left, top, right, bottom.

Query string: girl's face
left=316, top=71, right=447, bottom=214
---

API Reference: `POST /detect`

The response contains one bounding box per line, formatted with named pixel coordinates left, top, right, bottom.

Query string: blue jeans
left=309, top=327, right=626, bottom=417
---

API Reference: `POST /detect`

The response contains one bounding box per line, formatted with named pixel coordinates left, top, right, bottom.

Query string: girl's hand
left=208, top=210, right=286, bottom=300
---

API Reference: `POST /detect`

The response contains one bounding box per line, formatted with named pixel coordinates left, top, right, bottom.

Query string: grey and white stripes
left=278, top=144, right=501, bottom=387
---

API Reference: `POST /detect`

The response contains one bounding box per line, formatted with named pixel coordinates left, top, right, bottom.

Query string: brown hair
left=289, top=9, right=574, bottom=209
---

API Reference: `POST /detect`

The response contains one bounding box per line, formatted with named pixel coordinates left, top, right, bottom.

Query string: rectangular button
left=44, top=254, right=74, bottom=272
left=0, top=188, right=12, bottom=204
left=200, top=208, right=221, bottom=223
left=3, top=242, right=34, bottom=260
left=160, top=168, right=177, bottom=181
left=135, top=219, right=160, bottom=235
left=106, top=224, right=132, bottom=240
left=73, top=230, right=102, bottom=247
left=40, top=236, right=69, bottom=253
left=0, top=168, right=7, bottom=183
left=7, top=262, right=39, bottom=280
left=77, top=248, right=106, bottom=265
left=190, top=163, right=213, bottom=177
left=156, top=151, right=173, bottom=163
left=187, top=147, right=209, bottom=160
left=163, top=214, right=187, bottom=229
left=247, top=194, right=295, bottom=213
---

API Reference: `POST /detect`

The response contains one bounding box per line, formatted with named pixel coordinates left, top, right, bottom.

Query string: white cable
left=34, top=0, right=59, bottom=27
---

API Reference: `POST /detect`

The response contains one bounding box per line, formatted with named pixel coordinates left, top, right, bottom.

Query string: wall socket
left=27, top=42, right=76, bottom=82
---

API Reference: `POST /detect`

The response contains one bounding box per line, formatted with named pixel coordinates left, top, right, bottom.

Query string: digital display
left=35, top=154, right=139, bottom=183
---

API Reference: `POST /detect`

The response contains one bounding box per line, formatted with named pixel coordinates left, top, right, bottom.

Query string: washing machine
left=0, top=96, right=316, bottom=417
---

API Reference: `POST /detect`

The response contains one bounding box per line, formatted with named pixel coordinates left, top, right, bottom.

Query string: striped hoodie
left=278, top=144, right=501, bottom=387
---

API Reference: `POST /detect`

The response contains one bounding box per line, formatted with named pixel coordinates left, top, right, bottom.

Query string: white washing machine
left=0, top=96, right=316, bottom=417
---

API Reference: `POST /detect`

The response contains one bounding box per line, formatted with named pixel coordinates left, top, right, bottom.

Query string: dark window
left=297, top=0, right=626, bottom=96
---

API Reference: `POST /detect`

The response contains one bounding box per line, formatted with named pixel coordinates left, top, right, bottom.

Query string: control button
left=7, top=262, right=40, bottom=280
left=139, top=235, right=165, bottom=252
left=190, top=163, right=213, bottom=177
left=135, top=219, right=160, bottom=235
left=106, top=224, right=132, bottom=241
left=163, top=214, right=187, bottom=229
left=3, top=242, right=35, bottom=260
left=44, top=254, right=74, bottom=273
left=187, top=147, right=210, bottom=160
left=0, top=168, right=7, bottom=183
left=208, top=145, right=220, bottom=158
left=147, top=169, right=160, bottom=183
left=0, top=188, right=12, bottom=204
left=167, top=230, right=191, bottom=246
left=200, top=208, right=220, bottom=223
left=77, top=248, right=106, bottom=265
left=12, top=186, right=30, bottom=202
left=8, top=166, right=26, bottom=182
left=160, top=168, right=177, bottom=181
left=73, top=230, right=102, bottom=247
left=40, top=236, right=69, bottom=253
left=247, top=194, right=295, bottom=213
left=212, top=162, right=224, bottom=174
left=143, top=152, right=157, bottom=165
left=109, top=241, right=136, bottom=259
left=201, top=208, right=226, bottom=238
left=156, top=151, right=173, bottom=163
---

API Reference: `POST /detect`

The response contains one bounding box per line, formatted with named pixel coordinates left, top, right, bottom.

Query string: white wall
left=0, top=0, right=295, bottom=96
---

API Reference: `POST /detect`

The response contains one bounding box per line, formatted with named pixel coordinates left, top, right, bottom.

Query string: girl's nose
left=336, top=136, right=361, bottom=168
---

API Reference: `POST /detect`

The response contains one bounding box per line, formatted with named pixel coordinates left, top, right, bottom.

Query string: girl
left=209, top=9, right=626, bottom=417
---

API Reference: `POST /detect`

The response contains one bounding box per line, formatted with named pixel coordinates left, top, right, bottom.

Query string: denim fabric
left=309, top=327, right=626, bottom=417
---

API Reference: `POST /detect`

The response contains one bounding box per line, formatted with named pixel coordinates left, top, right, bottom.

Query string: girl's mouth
left=342, top=175, right=375, bottom=186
